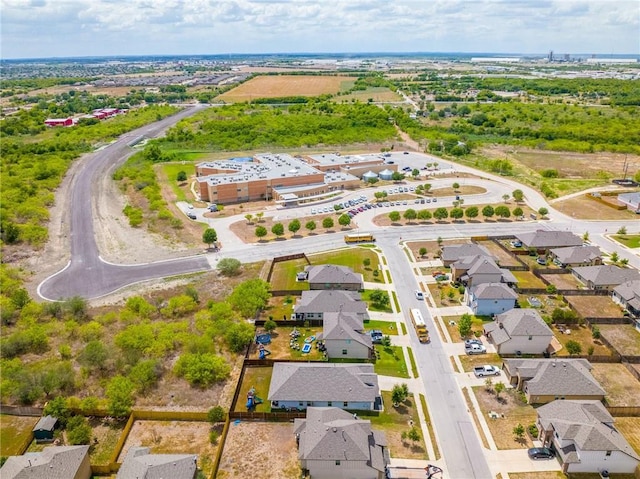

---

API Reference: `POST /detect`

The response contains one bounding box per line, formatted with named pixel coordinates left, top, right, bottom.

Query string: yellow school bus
left=344, top=233, right=375, bottom=244
left=410, top=308, right=430, bottom=343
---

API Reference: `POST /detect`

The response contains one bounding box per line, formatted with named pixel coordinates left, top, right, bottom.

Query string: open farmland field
left=340, top=86, right=403, bottom=102
left=217, top=75, right=355, bottom=102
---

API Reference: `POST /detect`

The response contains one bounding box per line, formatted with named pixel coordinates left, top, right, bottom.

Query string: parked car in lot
left=473, top=365, right=500, bottom=377
left=415, top=290, right=424, bottom=300
left=528, top=448, right=554, bottom=460
left=465, top=343, right=487, bottom=355
left=186, top=212, right=197, bottom=220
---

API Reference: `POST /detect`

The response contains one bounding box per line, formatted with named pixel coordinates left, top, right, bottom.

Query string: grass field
left=261, top=296, right=295, bottom=322
left=591, top=363, right=640, bottom=407
left=362, top=289, right=393, bottom=313
left=370, top=392, right=426, bottom=459
left=612, top=234, right=640, bottom=248
left=0, top=415, right=37, bottom=456
left=217, top=75, right=356, bottom=102
left=269, top=258, right=310, bottom=290
left=374, top=345, right=409, bottom=378
left=363, top=319, right=399, bottom=336
left=160, top=163, right=196, bottom=202
left=309, top=248, right=384, bottom=283
left=339, top=86, right=403, bottom=103
left=234, top=366, right=273, bottom=413
left=512, top=270, right=548, bottom=289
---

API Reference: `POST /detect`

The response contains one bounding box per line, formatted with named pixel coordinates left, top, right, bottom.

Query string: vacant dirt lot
left=217, top=422, right=300, bottom=479
left=599, top=324, right=640, bottom=356
left=553, top=194, right=638, bottom=220
left=407, top=238, right=469, bottom=261
left=118, top=420, right=218, bottom=476
left=217, top=75, right=355, bottom=102
left=591, top=363, right=640, bottom=407
left=566, top=295, right=624, bottom=318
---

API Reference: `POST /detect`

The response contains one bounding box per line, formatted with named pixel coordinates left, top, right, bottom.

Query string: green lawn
left=363, top=320, right=399, bottom=336
left=1, top=415, right=37, bottom=456
left=362, top=289, right=393, bottom=313
left=262, top=296, right=295, bottom=321
left=309, top=248, right=384, bottom=283
left=161, top=163, right=196, bottom=202
left=374, top=345, right=409, bottom=378
left=612, top=234, right=640, bottom=249
left=269, top=258, right=311, bottom=290
left=512, top=271, right=547, bottom=289
left=234, top=366, right=273, bottom=413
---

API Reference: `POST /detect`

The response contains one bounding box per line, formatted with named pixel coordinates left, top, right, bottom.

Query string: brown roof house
left=612, top=279, right=640, bottom=317
left=516, top=230, right=582, bottom=252
left=502, top=358, right=605, bottom=404
left=550, top=246, right=603, bottom=268
left=537, top=400, right=640, bottom=474
left=116, top=446, right=197, bottom=479
left=294, top=290, right=369, bottom=321
left=319, top=311, right=373, bottom=360
left=484, top=309, right=554, bottom=355
left=0, top=445, right=91, bottom=479
left=572, top=265, right=640, bottom=291
left=294, top=407, right=389, bottom=479
left=269, top=363, right=381, bottom=411
left=304, top=264, right=364, bottom=291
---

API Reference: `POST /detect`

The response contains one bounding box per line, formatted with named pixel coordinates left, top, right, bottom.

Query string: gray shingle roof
left=613, top=279, right=640, bottom=302
left=295, top=290, right=368, bottom=315
left=321, top=312, right=372, bottom=349
left=116, top=446, right=197, bottom=479
left=269, top=363, right=379, bottom=403
left=516, top=230, right=582, bottom=249
left=467, top=257, right=502, bottom=276
left=471, top=283, right=518, bottom=300
left=485, top=309, right=553, bottom=346
left=503, top=359, right=605, bottom=397
left=0, top=445, right=89, bottom=479
left=573, top=265, right=640, bottom=287
left=538, top=400, right=640, bottom=462
left=294, top=407, right=388, bottom=472
left=305, top=265, right=363, bottom=288
left=550, top=245, right=602, bottom=265
left=441, top=244, right=492, bottom=263
left=33, top=415, right=58, bottom=432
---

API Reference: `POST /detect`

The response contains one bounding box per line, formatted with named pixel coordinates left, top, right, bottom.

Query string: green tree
left=494, top=381, right=505, bottom=399
left=502, top=194, right=510, bottom=203
left=465, top=206, right=479, bottom=220
left=391, top=171, right=405, bottom=182
left=271, top=223, right=285, bottom=237
left=229, top=279, right=271, bottom=318
left=538, top=207, right=548, bottom=217
left=411, top=168, right=420, bottom=178
left=403, top=209, right=417, bottom=222
left=513, top=423, right=525, bottom=442
left=67, top=415, right=92, bottom=445
left=176, top=171, right=187, bottom=182
left=288, top=219, right=301, bottom=236
left=458, top=313, right=473, bottom=337
left=363, top=258, right=371, bottom=269
left=174, top=353, right=231, bottom=387
left=452, top=182, right=460, bottom=191
left=255, top=225, right=268, bottom=240
left=482, top=205, right=495, bottom=219
left=450, top=207, right=464, bottom=221
left=433, top=207, right=448, bottom=221
left=389, top=211, right=401, bottom=222
left=43, top=396, right=71, bottom=426
left=208, top=405, right=226, bottom=423
left=255, top=212, right=264, bottom=222
left=513, top=207, right=524, bottom=218
left=217, top=258, right=242, bottom=276
left=338, top=214, right=351, bottom=227
left=407, top=426, right=421, bottom=443
left=617, top=226, right=627, bottom=235
left=391, top=383, right=409, bottom=405
left=106, top=376, right=135, bottom=418
left=417, top=209, right=432, bottom=221
left=264, top=319, right=277, bottom=333
left=78, top=340, right=109, bottom=371
left=322, top=217, right=334, bottom=229
left=244, top=214, right=253, bottom=224
left=592, top=325, right=601, bottom=339
left=64, top=296, right=88, bottom=320
left=610, top=252, right=620, bottom=264
left=495, top=205, right=511, bottom=219
left=305, top=220, right=316, bottom=233
left=512, top=189, right=524, bottom=202
left=419, top=247, right=427, bottom=257
left=128, top=359, right=161, bottom=393
left=369, top=289, right=390, bottom=308
left=202, top=228, right=217, bottom=249
left=582, top=231, right=590, bottom=242
left=566, top=340, right=582, bottom=355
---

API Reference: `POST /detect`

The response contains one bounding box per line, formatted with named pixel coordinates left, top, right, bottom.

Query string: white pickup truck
left=474, top=365, right=500, bottom=377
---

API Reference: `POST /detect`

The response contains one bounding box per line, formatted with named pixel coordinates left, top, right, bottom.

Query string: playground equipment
left=246, top=387, right=263, bottom=411
left=255, top=333, right=271, bottom=345
left=258, top=344, right=271, bottom=360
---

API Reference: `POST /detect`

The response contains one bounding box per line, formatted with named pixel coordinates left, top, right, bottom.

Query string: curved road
left=38, top=105, right=211, bottom=300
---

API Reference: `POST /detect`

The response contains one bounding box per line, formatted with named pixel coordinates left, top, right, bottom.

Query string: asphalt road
left=38, top=105, right=211, bottom=301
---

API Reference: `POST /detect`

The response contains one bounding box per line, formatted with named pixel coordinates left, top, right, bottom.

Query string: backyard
left=551, top=324, right=613, bottom=357
left=88, top=417, right=126, bottom=466
left=234, top=366, right=274, bottom=413
left=472, top=386, right=538, bottom=450
left=252, top=325, right=325, bottom=361
left=0, top=415, right=37, bottom=456
left=512, top=270, right=548, bottom=289
left=566, top=295, right=624, bottom=318
left=590, top=363, right=640, bottom=407
left=476, top=240, right=524, bottom=267
left=374, top=345, right=409, bottom=378
left=541, top=273, right=584, bottom=290
left=615, top=417, right=640, bottom=456
left=370, top=392, right=426, bottom=459
left=599, top=325, right=640, bottom=356
left=261, top=296, right=296, bottom=321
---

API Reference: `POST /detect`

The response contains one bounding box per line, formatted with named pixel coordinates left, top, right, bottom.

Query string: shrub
left=207, top=405, right=226, bottom=423
left=527, top=423, right=539, bottom=437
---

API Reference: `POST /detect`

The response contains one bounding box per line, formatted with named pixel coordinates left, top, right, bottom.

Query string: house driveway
left=485, top=449, right=563, bottom=476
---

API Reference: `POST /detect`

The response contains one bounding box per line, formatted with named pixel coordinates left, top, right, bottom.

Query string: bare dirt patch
left=566, top=295, right=624, bottom=318
left=553, top=195, right=639, bottom=220
left=591, top=363, right=640, bottom=407
left=118, top=420, right=219, bottom=475
left=551, top=324, right=613, bottom=357
left=599, top=325, right=640, bottom=356
left=217, top=75, right=355, bottom=102
left=541, top=273, right=583, bottom=290
left=475, top=240, right=523, bottom=267
left=217, top=421, right=300, bottom=479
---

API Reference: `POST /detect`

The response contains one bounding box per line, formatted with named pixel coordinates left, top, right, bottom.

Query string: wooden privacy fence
left=606, top=406, right=640, bottom=417
left=266, top=253, right=309, bottom=283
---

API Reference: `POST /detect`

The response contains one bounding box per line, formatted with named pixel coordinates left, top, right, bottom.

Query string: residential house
left=549, top=246, right=603, bottom=268
left=32, top=415, right=58, bottom=442
left=294, top=290, right=368, bottom=321
left=116, top=446, right=197, bottom=479
left=612, top=280, right=640, bottom=317
left=572, top=265, right=640, bottom=291
left=440, top=244, right=493, bottom=267
left=294, top=407, right=389, bottom=479
left=467, top=283, right=518, bottom=316
left=304, top=264, right=364, bottom=291
left=0, top=445, right=91, bottom=479
left=515, top=230, right=582, bottom=253
left=618, top=192, right=640, bottom=213
left=502, top=359, right=605, bottom=404
left=452, top=255, right=517, bottom=287
left=537, top=400, right=640, bottom=474
left=484, top=309, right=554, bottom=355
left=320, top=312, right=373, bottom=359
left=269, top=363, right=380, bottom=411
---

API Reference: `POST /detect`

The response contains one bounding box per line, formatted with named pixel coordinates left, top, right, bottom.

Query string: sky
left=1, top=0, right=639, bottom=59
